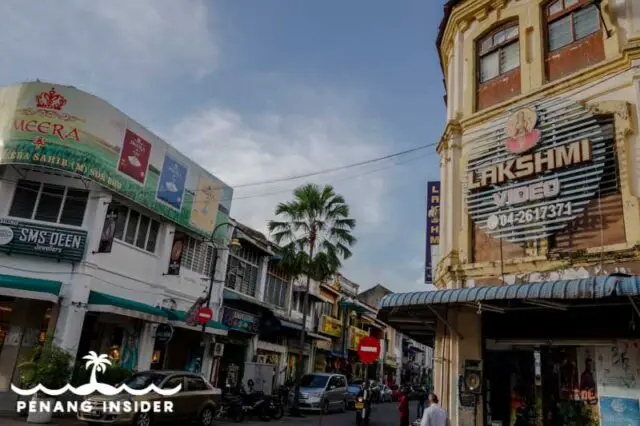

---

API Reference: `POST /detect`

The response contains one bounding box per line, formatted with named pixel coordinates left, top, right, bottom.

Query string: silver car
left=292, top=373, right=348, bottom=414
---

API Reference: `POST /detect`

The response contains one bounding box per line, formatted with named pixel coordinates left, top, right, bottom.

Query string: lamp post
left=199, top=222, right=240, bottom=373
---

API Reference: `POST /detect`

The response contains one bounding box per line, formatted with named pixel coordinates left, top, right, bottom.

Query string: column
left=633, top=74, right=640, bottom=197
left=246, top=334, right=258, bottom=363
left=201, top=336, right=214, bottom=380
left=53, top=272, right=91, bottom=362
left=137, top=323, right=157, bottom=371
left=256, top=255, right=269, bottom=302
left=213, top=225, right=234, bottom=323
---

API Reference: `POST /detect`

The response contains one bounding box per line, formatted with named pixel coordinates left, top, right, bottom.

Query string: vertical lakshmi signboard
left=0, top=82, right=233, bottom=240
left=425, top=181, right=440, bottom=283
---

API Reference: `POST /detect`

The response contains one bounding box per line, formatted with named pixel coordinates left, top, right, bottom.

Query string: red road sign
left=196, top=307, right=213, bottom=324
left=357, top=336, right=381, bottom=364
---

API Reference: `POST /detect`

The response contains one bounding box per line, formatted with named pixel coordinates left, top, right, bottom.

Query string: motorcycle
left=354, top=395, right=370, bottom=426
left=240, top=390, right=270, bottom=421
left=215, top=388, right=245, bottom=422
left=266, top=394, right=285, bottom=420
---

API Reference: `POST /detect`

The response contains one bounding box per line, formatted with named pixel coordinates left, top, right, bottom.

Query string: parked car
left=290, top=373, right=348, bottom=414
left=345, top=384, right=362, bottom=409
left=78, top=370, right=221, bottom=425
left=389, top=384, right=402, bottom=402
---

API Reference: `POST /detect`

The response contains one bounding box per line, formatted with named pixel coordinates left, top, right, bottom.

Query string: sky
left=0, top=0, right=446, bottom=294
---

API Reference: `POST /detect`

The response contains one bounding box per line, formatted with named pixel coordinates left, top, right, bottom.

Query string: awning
left=377, top=275, right=640, bottom=346
left=165, top=309, right=228, bottom=336
left=379, top=275, right=640, bottom=310
left=280, top=320, right=303, bottom=331
left=87, top=291, right=168, bottom=322
left=307, top=331, right=333, bottom=342
left=223, top=288, right=269, bottom=308
left=0, top=273, right=62, bottom=303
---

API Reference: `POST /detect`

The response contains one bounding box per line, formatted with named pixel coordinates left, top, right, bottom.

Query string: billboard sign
left=425, top=181, right=440, bottom=283
left=466, top=98, right=610, bottom=243
left=0, top=83, right=233, bottom=240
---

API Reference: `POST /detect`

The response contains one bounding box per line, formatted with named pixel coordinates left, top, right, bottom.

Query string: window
left=163, top=376, right=185, bottom=391
left=225, top=245, right=262, bottom=297
left=265, top=262, right=289, bottom=308
left=478, top=23, right=520, bottom=83
left=110, top=203, right=160, bottom=253
left=318, top=301, right=333, bottom=318
left=181, top=236, right=215, bottom=275
left=9, top=180, right=89, bottom=226
left=186, top=376, right=209, bottom=391
left=547, top=0, right=600, bottom=51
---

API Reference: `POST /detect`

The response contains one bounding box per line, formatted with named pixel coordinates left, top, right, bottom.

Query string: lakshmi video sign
left=466, top=98, right=611, bottom=243
left=0, top=82, right=233, bottom=239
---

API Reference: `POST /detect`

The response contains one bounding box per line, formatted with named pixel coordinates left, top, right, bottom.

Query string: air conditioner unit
left=257, top=355, right=267, bottom=364
left=213, top=343, right=224, bottom=357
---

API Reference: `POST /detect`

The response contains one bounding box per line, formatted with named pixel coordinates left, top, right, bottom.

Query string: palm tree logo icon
left=83, top=351, right=111, bottom=387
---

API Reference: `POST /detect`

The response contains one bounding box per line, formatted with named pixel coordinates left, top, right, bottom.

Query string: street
left=0, top=401, right=420, bottom=426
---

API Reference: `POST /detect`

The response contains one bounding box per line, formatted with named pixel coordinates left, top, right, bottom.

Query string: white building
left=0, top=82, right=234, bottom=407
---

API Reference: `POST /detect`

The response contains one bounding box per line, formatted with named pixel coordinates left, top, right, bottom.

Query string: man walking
left=420, top=393, right=448, bottom=426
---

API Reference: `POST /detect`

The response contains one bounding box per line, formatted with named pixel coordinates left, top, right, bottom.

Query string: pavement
left=0, top=401, right=420, bottom=426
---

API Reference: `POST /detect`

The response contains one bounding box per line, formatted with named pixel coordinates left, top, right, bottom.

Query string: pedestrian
left=399, top=386, right=410, bottom=426
left=417, top=387, right=425, bottom=418
left=420, top=392, right=448, bottom=426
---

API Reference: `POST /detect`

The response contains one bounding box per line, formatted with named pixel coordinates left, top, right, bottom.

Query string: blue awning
left=379, top=275, right=640, bottom=310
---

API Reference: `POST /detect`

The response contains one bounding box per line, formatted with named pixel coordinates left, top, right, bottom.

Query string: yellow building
left=379, top=1, right=640, bottom=425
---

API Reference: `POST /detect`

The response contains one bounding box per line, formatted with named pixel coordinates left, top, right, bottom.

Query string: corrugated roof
left=378, top=275, right=640, bottom=310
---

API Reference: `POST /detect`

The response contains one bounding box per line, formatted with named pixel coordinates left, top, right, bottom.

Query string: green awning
left=165, top=309, right=228, bottom=331
left=87, top=291, right=168, bottom=318
left=0, top=273, right=62, bottom=302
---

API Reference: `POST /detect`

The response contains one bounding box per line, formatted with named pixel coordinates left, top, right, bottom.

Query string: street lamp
left=199, top=222, right=241, bottom=372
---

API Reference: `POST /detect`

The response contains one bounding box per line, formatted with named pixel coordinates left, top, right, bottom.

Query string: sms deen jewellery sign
left=465, top=98, right=610, bottom=243
left=0, top=218, right=87, bottom=262
left=0, top=83, right=233, bottom=240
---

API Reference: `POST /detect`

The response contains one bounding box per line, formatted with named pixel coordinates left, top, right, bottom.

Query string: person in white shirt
left=420, top=393, right=449, bottom=426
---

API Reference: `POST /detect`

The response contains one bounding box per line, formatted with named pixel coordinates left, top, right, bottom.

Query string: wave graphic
left=11, top=383, right=182, bottom=397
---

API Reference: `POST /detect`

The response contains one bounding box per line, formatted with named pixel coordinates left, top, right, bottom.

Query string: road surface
left=1, top=401, right=420, bottom=426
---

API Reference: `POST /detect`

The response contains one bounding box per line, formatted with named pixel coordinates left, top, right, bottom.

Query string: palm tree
left=82, top=351, right=111, bottom=385
left=268, top=183, right=356, bottom=414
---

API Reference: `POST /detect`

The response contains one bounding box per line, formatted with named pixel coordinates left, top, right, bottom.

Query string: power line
left=233, top=142, right=437, bottom=188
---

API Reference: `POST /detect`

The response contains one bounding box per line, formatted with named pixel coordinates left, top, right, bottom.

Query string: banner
left=0, top=83, right=233, bottom=240
left=167, top=232, right=185, bottom=275
left=425, top=181, right=441, bottom=283
left=97, top=204, right=119, bottom=253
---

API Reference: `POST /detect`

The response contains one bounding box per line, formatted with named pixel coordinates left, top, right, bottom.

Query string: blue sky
left=1, top=0, right=446, bottom=293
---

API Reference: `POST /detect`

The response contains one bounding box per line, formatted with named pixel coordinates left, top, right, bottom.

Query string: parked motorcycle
left=266, top=394, right=285, bottom=420
left=215, top=388, right=245, bottom=422
left=240, top=389, right=270, bottom=421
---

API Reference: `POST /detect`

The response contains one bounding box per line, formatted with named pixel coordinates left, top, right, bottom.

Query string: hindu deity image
left=505, top=107, right=541, bottom=154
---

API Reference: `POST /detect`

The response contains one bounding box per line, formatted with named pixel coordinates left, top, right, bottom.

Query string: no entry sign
left=357, top=336, right=381, bottom=364
left=196, top=307, right=213, bottom=324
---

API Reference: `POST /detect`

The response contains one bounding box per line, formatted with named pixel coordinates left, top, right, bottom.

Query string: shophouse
left=378, top=1, right=640, bottom=425
left=0, top=82, right=232, bottom=408
left=313, top=276, right=344, bottom=373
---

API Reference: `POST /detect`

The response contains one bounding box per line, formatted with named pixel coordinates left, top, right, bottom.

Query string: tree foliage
left=268, top=183, right=356, bottom=281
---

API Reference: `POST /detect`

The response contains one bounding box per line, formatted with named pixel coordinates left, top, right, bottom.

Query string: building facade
left=0, top=82, right=233, bottom=408
left=379, top=2, right=640, bottom=425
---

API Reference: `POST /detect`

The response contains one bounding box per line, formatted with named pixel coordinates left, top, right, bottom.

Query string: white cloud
left=168, top=99, right=391, bottom=239
left=0, top=0, right=217, bottom=86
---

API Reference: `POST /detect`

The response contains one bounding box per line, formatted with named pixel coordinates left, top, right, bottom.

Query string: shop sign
left=155, top=324, right=174, bottom=345
left=0, top=218, right=87, bottom=262
left=97, top=204, right=119, bottom=253
left=425, top=181, right=440, bottom=283
left=222, top=307, right=259, bottom=334
left=466, top=99, right=611, bottom=242
left=0, top=83, right=233, bottom=240
left=166, top=232, right=185, bottom=275
left=348, top=326, right=369, bottom=351
left=320, top=315, right=342, bottom=337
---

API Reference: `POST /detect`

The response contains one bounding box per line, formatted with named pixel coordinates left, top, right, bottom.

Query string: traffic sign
left=357, top=336, right=381, bottom=364
left=196, top=307, right=213, bottom=324
left=155, top=324, right=174, bottom=344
